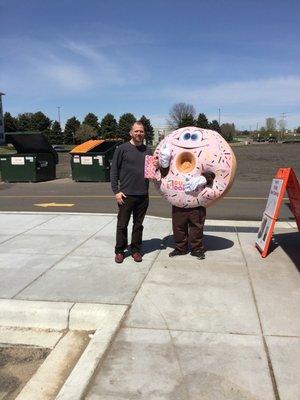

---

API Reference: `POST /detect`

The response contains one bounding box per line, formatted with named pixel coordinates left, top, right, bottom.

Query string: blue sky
left=1, top=0, right=300, bottom=129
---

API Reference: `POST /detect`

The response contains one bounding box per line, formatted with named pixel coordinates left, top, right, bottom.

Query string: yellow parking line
left=0, top=195, right=289, bottom=200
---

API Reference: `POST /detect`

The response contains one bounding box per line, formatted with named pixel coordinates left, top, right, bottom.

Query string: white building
left=153, top=126, right=172, bottom=145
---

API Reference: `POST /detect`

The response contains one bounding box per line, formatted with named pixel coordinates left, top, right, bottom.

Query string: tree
left=31, top=111, right=51, bottom=131
left=74, top=124, right=98, bottom=143
left=220, top=123, right=235, bottom=142
left=168, top=103, right=196, bottom=129
left=139, top=115, right=154, bottom=144
left=100, top=113, right=118, bottom=138
left=49, top=121, right=63, bottom=144
left=265, top=117, right=276, bottom=132
left=209, top=120, right=221, bottom=133
left=296, top=126, right=300, bottom=134
left=4, top=112, right=18, bottom=132
left=16, top=113, right=33, bottom=131
left=277, top=118, right=286, bottom=133
left=196, top=113, right=209, bottom=129
left=118, top=113, right=136, bottom=140
left=63, top=116, right=80, bottom=144
left=83, top=113, right=100, bottom=133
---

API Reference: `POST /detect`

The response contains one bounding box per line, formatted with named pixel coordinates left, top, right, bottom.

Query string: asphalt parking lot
left=0, top=143, right=299, bottom=220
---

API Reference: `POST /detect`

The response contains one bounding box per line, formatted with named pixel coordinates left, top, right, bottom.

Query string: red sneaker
left=132, top=252, right=142, bottom=262
left=115, top=253, right=124, bottom=263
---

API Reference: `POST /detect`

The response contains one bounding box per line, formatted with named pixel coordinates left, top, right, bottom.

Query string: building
left=0, top=92, right=5, bottom=144
left=153, top=126, right=172, bottom=145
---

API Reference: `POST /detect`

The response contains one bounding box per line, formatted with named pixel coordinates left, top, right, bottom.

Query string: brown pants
left=172, top=206, right=206, bottom=252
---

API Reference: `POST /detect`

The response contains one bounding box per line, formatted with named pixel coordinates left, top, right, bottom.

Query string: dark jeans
left=115, top=195, right=149, bottom=254
left=172, top=206, right=206, bottom=252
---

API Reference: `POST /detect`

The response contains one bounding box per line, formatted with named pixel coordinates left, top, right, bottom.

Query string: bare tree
left=265, top=117, right=276, bottom=132
left=168, top=103, right=196, bottom=129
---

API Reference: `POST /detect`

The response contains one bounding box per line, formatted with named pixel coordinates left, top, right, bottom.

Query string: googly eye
left=180, top=132, right=191, bottom=141
left=191, top=133, right=198, bottom=141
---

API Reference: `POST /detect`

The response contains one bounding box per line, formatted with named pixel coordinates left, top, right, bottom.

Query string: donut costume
left=153, top=126, right=236, bottom=208
left=148, top=126, right=236, bottom=258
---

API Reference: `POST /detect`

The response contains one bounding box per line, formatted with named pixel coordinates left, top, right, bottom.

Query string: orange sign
left=256, top=168, right=300, bottom=257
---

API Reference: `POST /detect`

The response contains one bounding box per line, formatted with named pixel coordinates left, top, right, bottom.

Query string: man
left=110, top=121, right=153, bottom=263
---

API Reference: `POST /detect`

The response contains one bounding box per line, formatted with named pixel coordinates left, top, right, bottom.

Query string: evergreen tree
left=209, top=120, right=221, bottom=133
left=139, top=115, right=154, bottom=144
left=16, top=113, right=33, bottom=131
left=118, top=113, right=136, bottom=140
left=50, top=121, right=63, bottom=144
left=83, top=113, right=100, bottom=133
left=196, top=113, right=209, bottom=129
left=31, top=111, right=51, bottom=131
left=178, top=115, right=195, bottom=128
left=63, top=117, right=80, bottom=144
left=4, top=112, right=18, bottom=132
left=100, top=113, right=118, bottom=139
left=74, top=124, right=98, bottom=144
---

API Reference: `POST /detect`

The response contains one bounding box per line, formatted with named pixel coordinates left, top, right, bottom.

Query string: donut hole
left=175, top=152, right=196, bottom=174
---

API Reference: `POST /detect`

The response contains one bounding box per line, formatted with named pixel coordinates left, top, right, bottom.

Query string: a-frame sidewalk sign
left=256, top=168, right=300, bottom=258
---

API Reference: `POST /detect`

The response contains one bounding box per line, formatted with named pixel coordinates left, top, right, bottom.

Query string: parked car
left=52, top=145, right=69, bottom=153
left=268, top=136, right=278, bottom=143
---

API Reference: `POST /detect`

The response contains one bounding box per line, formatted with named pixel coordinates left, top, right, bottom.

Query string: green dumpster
left=70, top=139, right=122, bottom=182
left=0, top=133, right=58, bottom=182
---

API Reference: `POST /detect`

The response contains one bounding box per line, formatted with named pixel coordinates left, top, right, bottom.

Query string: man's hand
left=184, top=176, right=207, bottom=192
left=159, top=144, right=172, bottom=168
left=115, top=192, right=126, bottom=205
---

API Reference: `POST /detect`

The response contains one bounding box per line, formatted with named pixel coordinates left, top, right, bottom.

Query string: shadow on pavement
left=142, top=234, right=234, bottom=255
left=270, top=232, right=300, bottom=272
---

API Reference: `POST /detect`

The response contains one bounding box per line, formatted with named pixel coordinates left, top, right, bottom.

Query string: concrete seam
left=67, top=303, right=76, bottom=330
left=236, top=228, right=281, bottom=400
left=81, top=308, right=129, bottom=400
left=12, top=217, right=116, bottom=299
left=0, top=214, right=58, bottom=246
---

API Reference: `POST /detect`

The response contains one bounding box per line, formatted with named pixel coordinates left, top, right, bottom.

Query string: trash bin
left=70, top=139, right=122, bottom=182
left=0, top=133, right=58, bottom=182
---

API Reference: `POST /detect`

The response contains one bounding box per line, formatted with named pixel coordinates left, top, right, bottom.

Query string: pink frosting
left=153, top=127, right=236, bottom=208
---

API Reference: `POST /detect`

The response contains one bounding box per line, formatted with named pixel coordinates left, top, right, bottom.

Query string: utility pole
left=57, top=106, right=61, bottom=125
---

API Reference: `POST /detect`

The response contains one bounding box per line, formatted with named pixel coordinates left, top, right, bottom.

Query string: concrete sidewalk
left=0, top=212, right=299, bottom=400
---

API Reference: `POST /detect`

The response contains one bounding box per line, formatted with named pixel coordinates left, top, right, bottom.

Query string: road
left=0, top=179, right=294, bottom=220
left=0, top=143, right=299, bottom=220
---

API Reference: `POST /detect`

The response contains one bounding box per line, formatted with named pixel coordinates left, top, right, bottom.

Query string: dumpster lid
left=70, top=139, right=104, bottom=154
left=5, top=133, right=58, bottom=163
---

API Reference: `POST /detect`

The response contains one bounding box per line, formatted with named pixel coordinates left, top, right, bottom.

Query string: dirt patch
left=0, top=345, right=50, bottom=400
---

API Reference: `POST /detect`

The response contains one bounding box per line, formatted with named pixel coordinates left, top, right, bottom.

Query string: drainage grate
left=204, top=225, right=259, bottom=233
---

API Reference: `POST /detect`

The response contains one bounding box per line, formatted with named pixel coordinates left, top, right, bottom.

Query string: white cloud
left=162, top=76, right=300, bottom=107
left=44, top=63, right=91, bottom=90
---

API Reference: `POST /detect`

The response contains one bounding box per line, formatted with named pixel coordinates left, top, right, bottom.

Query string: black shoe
left=169, top=249, right=188, bottom=258
left=190, top=250, right=205, bottom=259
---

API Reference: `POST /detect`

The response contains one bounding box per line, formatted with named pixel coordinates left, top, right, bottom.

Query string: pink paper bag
left=144, top=155, right=157, bottom=179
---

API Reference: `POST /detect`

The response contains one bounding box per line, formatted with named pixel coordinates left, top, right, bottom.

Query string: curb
left=0, top=299, right=128, bottom=400
left=0, top=210, right=296, bottom=229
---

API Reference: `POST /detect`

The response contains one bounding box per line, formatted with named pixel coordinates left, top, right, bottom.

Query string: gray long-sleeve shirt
left=110, top=142, right=152, bottom=195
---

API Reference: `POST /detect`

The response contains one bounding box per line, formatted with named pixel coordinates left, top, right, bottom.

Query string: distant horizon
left=1, top=0, right=300, bottom=130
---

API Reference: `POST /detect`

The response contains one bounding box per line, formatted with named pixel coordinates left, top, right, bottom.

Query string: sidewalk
left=0, top=212, right=299, bottom=399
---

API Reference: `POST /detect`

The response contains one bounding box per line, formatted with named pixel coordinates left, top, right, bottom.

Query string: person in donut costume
left=153, top=126, right=236, bottom=259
